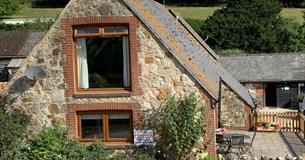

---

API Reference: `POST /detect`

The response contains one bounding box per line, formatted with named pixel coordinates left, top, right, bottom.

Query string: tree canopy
left=201, top=0, right=305, bottom=54
left=0, top=0, right=20, bottom=16
left=201, top=0, right=285, bottom=53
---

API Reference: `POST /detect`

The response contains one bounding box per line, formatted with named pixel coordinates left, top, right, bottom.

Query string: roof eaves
left=168, top=9, right=219, bottom=60
left=123, top=0, right=219, bottom=100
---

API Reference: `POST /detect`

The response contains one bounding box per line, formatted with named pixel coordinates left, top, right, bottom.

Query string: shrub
left=12, top=126, right=154, bottom=160
left=32, top=0, right=69, bottom=8
left=201, top=0, right=284, bottom=53
left=12, top=126, right=113, bottom=160
left=276, top=19, right=305, bottom=52
left=0, top=98, right=31, bottom=159
left=0, top=0, right=20, bottom=16
left=157, top=93, right=206, bottom=160
left=0, top=19, right=55, bottom=31
left=185, top=18, right=204, bottom=35
left=217, top=49, right=247, bottom=56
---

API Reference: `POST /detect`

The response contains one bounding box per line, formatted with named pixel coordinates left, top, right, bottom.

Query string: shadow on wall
left=8, top=76, right=35, bottom=95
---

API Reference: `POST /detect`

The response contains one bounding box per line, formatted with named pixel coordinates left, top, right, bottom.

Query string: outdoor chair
left=239, top=130, right=256, bottom=158
left=216, top=136, right=231, bottom=154
left=228, top=135, right=246, bottom=155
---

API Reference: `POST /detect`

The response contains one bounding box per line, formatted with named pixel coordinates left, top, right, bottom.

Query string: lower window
left=78, top=111, right=132, bottom=142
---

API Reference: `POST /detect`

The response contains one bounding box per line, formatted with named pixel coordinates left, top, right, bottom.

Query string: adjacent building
left=220, top=53, right=305, bottom=109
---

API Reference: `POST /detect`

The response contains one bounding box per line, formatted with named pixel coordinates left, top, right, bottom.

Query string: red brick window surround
left=61, top=16, right=141, bottom=98
left=66, top=103, right=141, bottom=144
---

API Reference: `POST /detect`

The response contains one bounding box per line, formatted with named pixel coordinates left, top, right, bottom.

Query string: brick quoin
left=200, top=90, right=217, bottom=156
left=61, top=16, right=142, bottom=97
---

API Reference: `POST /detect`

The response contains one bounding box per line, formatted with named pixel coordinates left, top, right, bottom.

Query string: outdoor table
left=216, top=133, right=250, bottom=154
left=223, top=133, right=250, bottom=140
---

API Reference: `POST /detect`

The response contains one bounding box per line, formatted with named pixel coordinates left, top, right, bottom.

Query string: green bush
left=0, top=19, right=54, bottom=31
left=0, top=0, right=21, bottom=16
left=202, top=0, right=284, bottom=53
left=0, top=98, right=31, bottom=159
left=32, top=0, right=69, bottom=8
left=185, top=18, right=204, bottom=35
left=217, top=49, right=247, bottom=56
left=157, top=93, right=206, bottom=159
left=276, top=19, right=305, bottom=52
left=12, top=126, right=154, bottom=160
left=12, top=126, right=112, bottom=160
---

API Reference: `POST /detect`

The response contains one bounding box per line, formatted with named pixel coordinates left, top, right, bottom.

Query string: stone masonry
left=3, top=0, right=216, bottom=152
left=2, top=0, right=253, bottom=155
left=221, top=84, right=250, bottom=129
left=244, top=83, right=264, bottom=108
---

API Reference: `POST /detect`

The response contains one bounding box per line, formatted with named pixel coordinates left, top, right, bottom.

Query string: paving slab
left=222, top=130, right=305, bottom=158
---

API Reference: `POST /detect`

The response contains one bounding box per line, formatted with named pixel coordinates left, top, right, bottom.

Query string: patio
left=219, top=130, right=305, bottom=159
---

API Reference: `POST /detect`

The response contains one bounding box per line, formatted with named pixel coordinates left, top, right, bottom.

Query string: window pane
left=76, top=28, right=99, bottom=34
left=104, top=27, right=126, bottom=33
left=109, top=113, right=130, bottom=138
left=83, top=37, right=127, bottom=88
left=81, top=114, right=103, bottom=139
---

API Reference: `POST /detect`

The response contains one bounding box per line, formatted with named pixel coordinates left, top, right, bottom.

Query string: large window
left=74, top=26, right=130, bottom=90
left=78, top=111, right=132, bottom=142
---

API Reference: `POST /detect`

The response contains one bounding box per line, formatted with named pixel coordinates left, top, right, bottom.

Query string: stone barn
left=4, top=0, right=255, bottom=155
left=220, top=53, right=305, bottom=110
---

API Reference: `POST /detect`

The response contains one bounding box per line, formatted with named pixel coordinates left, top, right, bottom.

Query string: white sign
left=134, top=130, right=154, bottom=146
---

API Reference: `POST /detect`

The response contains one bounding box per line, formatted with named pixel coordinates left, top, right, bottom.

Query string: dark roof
left=219, top=53, right=305, bottom=82
left=124, top=0, right=254, bottom=108
left=0, top=31, right=46, bottom=57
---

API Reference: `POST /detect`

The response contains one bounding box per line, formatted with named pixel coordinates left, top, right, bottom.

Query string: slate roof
left=220, top=53, right=305, bottom=82
left=0, top=31, right=46, bottom=57
left=124, top=0, right=255, bottom=108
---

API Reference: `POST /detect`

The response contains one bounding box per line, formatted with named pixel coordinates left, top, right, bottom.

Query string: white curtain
left=77, top=38, right=89, bottom=89
left=123, top=36, right=130, bottom=87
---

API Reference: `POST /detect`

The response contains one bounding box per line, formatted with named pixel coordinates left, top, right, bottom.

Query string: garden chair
left=239, top=130, right=256, bottom=158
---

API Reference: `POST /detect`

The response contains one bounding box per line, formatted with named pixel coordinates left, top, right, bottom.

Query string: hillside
left=169, top=7, right=305, bottom=24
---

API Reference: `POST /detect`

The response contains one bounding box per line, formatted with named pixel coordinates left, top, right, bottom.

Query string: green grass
left=169, top=7, right=305, bottom=24
left=280, top=8, right=305, bottom=24
left=1, top=6, right=304, bottom=24
left=0, top=7, right=63, bottom=19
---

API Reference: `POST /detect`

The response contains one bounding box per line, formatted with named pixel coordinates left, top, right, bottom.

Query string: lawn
left=0, top=7, right=63, bottom=19
left=169, top=7, right=305, bottom=24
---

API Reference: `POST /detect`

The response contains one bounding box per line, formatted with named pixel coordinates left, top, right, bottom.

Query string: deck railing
left=256, top=111, right=305, bottom=138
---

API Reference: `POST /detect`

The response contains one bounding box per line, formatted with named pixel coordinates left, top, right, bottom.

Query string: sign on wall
left=134, top=130, right=155, bottom=146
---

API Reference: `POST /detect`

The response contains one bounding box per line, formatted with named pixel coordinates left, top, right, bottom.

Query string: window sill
left=80, top=141, right=135, bottom=149
left=73, top=91, right=131, bottom=98
left=104, top=142, right=135, bottom=149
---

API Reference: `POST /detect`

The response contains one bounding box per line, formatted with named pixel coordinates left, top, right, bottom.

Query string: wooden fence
left=256, top=111, right=305, bottom=138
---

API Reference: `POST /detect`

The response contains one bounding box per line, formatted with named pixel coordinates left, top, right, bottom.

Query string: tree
left=201, top=0, right=284, bottom=53
left=32, top=0, right=70, bottom=8
left=0, top=0, right=21, bottom=16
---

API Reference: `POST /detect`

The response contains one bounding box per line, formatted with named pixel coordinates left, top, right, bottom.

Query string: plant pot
left=256, top=126, right=278, bottom=132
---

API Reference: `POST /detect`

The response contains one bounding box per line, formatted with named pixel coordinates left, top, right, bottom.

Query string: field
left=0, top=7, right=63, bottom=19
left=169, top=7, right=305, bottom=24
left=1, top=6, right=304, bottom=24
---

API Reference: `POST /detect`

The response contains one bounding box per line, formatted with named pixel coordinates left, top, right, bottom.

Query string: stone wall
left=243, top=83, right=264, bottom=108
left=220, top=83, right=251, bottom=129
left=3, top=0, right=216, bottom=154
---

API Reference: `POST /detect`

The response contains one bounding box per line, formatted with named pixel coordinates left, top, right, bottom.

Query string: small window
left=74, top=26, right=130, bottom=90
left=78, top=111, right=132, bottom=142
left=74, top=27, right=101, bottom=37
left=103, top=27, right=128, bottom=35
left=108, top=113, right=131, bottom=138
left=80, top=114, right=103, bottom=139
